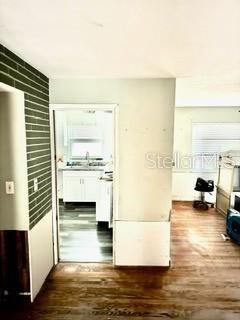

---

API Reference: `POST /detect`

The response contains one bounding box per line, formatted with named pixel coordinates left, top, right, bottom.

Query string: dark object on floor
left=234, top=195, right=240, bottom=212
left=193, top=177, right=214, bottom=210
left=227, top=208, right=240, bottom=245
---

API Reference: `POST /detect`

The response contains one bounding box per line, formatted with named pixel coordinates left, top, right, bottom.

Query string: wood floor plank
left=1, top=203, right=240, bottom=319
left=59, top=203, right=113, bottom=262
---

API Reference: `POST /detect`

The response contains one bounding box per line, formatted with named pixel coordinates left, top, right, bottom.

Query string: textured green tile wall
left=0, top=44, right=52, bottom=229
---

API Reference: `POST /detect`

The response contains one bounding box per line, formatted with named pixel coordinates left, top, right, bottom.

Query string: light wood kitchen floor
left=2, top=202, right=240, bottom=319
left=59, top=202, right=113, bottom=262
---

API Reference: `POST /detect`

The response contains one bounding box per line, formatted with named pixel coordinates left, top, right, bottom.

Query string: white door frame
left=50, top=103, right=119, bottom=264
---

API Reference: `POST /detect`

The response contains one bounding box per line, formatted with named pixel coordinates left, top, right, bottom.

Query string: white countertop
left=58, top=166, right=105, bottom=171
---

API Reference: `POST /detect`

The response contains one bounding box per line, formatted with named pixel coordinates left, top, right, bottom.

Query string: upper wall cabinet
left=68, top=125, right=102, bottom=139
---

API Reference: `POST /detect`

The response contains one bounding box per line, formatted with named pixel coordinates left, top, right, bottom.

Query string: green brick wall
left=0, top=44, right=52, bottom=229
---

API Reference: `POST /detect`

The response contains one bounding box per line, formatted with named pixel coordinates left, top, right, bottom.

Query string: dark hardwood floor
left=59, top=202, right=113, bottom=262
left=1, top=202, right=240, bottom=319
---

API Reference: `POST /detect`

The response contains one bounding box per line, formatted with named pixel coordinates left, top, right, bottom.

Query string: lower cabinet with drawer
left=63, top=170, right=102, bottom=202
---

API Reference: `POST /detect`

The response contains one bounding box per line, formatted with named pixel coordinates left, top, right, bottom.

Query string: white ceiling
left=0, top=0, right=240, bottom=79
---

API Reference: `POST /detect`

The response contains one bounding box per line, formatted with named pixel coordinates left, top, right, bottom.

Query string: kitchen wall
left=50, top=79, right=176, bottom=221
left=173, top=107, right=240, bottom=200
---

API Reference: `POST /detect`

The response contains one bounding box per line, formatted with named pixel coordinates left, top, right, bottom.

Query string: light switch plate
left=6, top=181, right=15, bottom=194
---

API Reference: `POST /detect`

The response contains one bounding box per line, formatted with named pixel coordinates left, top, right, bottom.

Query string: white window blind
left=71, top=141, right=102, bottom=158
left=68, top=125, right=101, bottom=139
left=192, top=123, right=240, bottom=171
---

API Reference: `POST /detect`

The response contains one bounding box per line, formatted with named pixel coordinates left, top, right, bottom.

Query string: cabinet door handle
left=80, top=179, right=81, bottom=184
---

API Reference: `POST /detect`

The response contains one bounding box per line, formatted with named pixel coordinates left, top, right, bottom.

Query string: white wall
left=29, top=210, right=53, bottom=301
left=50, top=79, right=176, bottom=222
left=115, top=221, right=170, bottom=266
left=0, top=91, right=29, bottom=230
left=173, top=107, right=240, bottom=200
left=176, top=76, right=240, bottom=107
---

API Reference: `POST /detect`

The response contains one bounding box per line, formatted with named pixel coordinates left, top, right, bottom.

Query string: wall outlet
left=34, top=178, right=38, bottom=192
left=6, top=181, right=15, bottom=194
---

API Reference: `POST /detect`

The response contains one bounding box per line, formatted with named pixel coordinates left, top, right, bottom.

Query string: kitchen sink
left=89, top=162, right=105, bottom=167
left=66, top=161, right=106, bottom=168
left=64, top=161, right=106, bottom=171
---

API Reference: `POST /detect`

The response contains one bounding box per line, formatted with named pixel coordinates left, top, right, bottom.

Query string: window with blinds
left=192, top=123, right=240, bottom=171
left=71, top=140, right=102, bottom=158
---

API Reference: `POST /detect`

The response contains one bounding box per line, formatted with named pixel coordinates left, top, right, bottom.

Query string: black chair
left=193, top=177, right=214, bottom=210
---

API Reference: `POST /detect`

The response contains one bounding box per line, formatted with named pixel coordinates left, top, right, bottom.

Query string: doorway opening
left=50, top=104, right=117, bottom=263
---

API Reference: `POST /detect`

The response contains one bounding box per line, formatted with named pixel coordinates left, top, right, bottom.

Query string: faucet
left=86, top=151, right=90, bottom=165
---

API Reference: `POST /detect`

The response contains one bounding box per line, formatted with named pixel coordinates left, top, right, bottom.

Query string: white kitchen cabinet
left=85, top=177, right=99, bottom=202
left=63, top=175, right=85, bottom=202
left=57, top=170, right=63, bottom=199
left=63, top=170, right=102, bottom=202
left=96, top=180, right=113, bottom=227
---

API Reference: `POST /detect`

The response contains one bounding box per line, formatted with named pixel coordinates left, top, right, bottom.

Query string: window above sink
left=71, top=139, right=102, bottom=159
